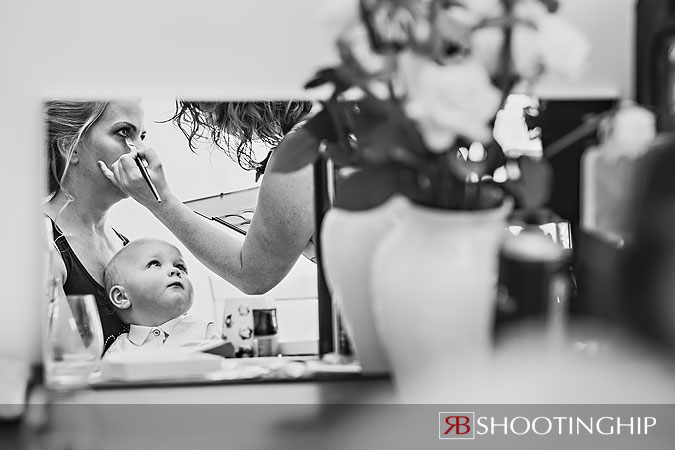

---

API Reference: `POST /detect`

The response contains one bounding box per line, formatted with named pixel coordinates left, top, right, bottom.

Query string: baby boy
left=103, top=238, right=221, bottom=356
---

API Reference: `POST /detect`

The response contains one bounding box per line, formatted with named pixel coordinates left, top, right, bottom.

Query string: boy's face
left=115, top=240, right=194, bottom=326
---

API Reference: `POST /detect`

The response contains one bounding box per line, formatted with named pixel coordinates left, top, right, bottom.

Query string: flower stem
left=498, top=0, right=516, bottom=108
left=324, top=101, right=355, bottom=162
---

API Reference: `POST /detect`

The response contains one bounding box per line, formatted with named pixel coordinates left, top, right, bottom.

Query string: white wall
left=0, top=0, right=638, bottom=361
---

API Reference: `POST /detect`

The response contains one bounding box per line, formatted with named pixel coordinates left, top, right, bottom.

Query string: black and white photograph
left=0, top=1, right=673, bottom=449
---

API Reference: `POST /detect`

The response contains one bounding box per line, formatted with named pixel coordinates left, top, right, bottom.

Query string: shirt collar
left=127, top=314, right=188, bottom=345
left=159, top=313, right=188, bottom=336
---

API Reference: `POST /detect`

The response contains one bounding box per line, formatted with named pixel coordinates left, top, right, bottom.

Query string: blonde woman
left=44, top=100, right=146, bottom=350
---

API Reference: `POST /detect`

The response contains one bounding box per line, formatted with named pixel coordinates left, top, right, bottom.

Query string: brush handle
left=134, top=155, right=162, bottom=203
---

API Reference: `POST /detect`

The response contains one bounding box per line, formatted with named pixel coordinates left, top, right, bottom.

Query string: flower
left=399, top=52, right=502, bottom=151
left=472, top=0, right=590, bottom=81
left=273, top=0, right=589, bottom=212
left=512, top=14, right=590, bottom=79
left=337, top=22, right=397, bottom=95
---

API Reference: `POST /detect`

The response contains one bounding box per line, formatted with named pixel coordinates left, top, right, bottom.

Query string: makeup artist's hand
left=98, top=147, right=172, bottom=209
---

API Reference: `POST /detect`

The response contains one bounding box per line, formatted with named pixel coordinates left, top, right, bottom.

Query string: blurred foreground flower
left=399, top=52, right=502, bottom=151
left=273, top=0, right=589, bottom=212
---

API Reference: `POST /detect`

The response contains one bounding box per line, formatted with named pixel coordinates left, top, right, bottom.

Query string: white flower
left=471, top=6, right=590, bottom=81
left=599, top=105, right=656, bottom=159
left=338, top=23, right=395, bottom=77
left=398, top=51, right=502, bottom=152
left=470, top=26, right=503, bottom=76
left=534, top=15, right=590, bottom=79
left=513, top=14, right=589, bottom=79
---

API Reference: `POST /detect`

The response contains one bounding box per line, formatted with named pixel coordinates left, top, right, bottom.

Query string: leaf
left=355, top=97, right=430, bottom=157
left=358, top=96, right=413, bottom=130
left=357, top=122, right=425, bottom=167
left=268, top=109, right=342, bottom=174
left=334, top=165, right=409, bottom=211
left=303, top=108, right=339, bottom=143
left=445, top=155, right=488, bottom=181
left=474, top=182, right=507, bottom=210
left=359, top=0, right=423, bottom=52
left=346, top=97, right=427, bottom=162
left=325, top=141, right=355, bottom=167
left=538, top=0, right=560, bottom=13
left=483, top=139, right=507, bottom=174
left=304, top=68, right=354, bottom=95
left=266, top=127, right=321, bottom=173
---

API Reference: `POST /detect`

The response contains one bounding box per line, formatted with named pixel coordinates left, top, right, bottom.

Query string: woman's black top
left=50, top=219, right=129, bottom=351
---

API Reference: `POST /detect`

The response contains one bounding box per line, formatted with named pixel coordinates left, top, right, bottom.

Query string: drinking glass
left=44, top=294, right=103, bottom=389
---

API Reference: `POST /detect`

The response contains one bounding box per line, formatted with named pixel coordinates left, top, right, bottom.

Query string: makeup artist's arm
left=99, top=143, right=315, bottom=294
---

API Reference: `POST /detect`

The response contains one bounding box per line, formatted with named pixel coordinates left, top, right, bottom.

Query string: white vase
left=370, top=197, right=512, bottom=401
left=321, top=195, right=407, bottom=374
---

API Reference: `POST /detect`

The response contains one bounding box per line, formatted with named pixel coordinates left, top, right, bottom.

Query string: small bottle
left=252, top=308, right=279, bottom=357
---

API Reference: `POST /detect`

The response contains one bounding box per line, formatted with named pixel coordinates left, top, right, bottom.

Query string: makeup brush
left=125, top=138, right=162, bottom=203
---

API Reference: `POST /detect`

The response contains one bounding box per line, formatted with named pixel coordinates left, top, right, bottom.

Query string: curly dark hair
left=169, top=101, right=313, bottom=171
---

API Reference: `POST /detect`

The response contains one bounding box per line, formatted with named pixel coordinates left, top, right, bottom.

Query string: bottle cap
left=252, top=308, right=278, bottom=336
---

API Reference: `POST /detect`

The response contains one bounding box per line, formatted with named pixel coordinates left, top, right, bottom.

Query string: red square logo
left=439, top=412, right=475, bottom=439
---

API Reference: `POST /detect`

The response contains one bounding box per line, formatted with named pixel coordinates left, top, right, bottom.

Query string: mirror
left=43, top=98, right=326, bottom=385
left=42, top=95, right=540, bottom=386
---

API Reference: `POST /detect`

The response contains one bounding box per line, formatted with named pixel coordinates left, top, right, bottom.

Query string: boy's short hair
left=104, top=238, right=175, bottom=296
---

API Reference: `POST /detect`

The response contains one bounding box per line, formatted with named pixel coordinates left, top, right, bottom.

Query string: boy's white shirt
left=104, top=313, right=221, bottom=357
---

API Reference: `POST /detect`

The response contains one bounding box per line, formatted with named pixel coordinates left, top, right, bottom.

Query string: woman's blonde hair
left=170, top=101, right=313, bottom=171
left=45, top=100, right=108, bottom=195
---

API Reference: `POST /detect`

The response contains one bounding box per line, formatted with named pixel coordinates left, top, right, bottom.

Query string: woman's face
left=78, top=100, right=146, bottom=192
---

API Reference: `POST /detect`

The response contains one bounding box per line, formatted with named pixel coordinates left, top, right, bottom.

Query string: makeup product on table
left=253, top=307, right=279, bottom=357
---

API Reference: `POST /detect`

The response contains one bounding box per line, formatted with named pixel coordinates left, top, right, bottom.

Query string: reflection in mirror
left=41, top=95, right=538, bottom=387
left=42, top=98, right=334, bottom=387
